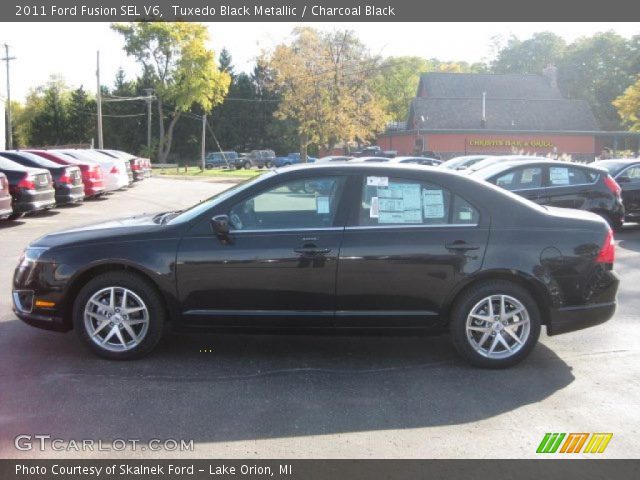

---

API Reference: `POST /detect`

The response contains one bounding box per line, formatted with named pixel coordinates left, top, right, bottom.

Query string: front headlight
left=18, top=247, right=49, bottom=267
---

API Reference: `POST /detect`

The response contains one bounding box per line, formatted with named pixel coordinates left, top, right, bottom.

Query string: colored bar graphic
left=537, top=433, right=613, bottom=454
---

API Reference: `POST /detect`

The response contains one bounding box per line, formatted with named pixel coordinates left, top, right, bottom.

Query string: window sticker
left=370, top=196, right=379, bottom=218
left=366, top=176, right=388, bottom=187
left=459, top=209, right=473, bottom=221
left=377, top=182, right=422, bottom=223
left=423, top=189, right=445, bottom=218
left=316, top=196, right=330, bottom=214
left=550, top=167, right=569, bottom=185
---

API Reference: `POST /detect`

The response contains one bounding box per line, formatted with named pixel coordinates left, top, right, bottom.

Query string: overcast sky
left=0, top=22, right=638, bottom=101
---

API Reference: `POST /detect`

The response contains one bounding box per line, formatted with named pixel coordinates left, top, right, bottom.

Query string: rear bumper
left=0, top=197, right=11, bottom=218
left=547, top=301, right=616, bottom=335
left=13, top=190, right=56, bottom=213
left=55, top=185, right=85, bottom=205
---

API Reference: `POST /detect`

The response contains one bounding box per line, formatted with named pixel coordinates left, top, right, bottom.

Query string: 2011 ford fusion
left=13, top=164, right=619, bottom=367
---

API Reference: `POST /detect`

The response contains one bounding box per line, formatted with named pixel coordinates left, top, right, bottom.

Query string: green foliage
left=491, top=32, right=566, bottom=74
left=613, top=75, right=640, bottom=130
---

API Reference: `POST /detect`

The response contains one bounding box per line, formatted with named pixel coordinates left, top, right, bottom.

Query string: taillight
left=16, top=173, right=35, bottom=191
left=58, top=168, right=73, bottom=185
left=92, top=166, right=102, bottom=179
left=604, top=174, right=622, bottom=197
left=132, top=160, right=141, bottom=171
left=596, top=228, right=615, bottom=264
left=110, top=165, right=119, bottom=174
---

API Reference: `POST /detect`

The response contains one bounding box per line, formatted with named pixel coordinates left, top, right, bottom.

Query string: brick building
left=375, top=71, right=639, bottom=161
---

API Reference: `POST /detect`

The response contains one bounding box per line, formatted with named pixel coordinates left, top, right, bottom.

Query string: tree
left=111, top=22, right=231, bottom=164
left=29, top=76, right=70, bottom=146
left=218, top=47, right=235, bottom=78
left=613, top=76, right=640, bottom=130
left=557, top=31, right=635, bottom=130
left=67, top=86, right=94, bottom=144
left=491, top=32, right=566, bottom=74
left=268, top=27, right=387, bottom=161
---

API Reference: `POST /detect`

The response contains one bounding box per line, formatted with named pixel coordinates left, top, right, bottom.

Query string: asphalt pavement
left=0, top=177, right=638, bottom=459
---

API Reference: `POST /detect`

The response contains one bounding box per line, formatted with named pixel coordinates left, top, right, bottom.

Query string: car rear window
left=494, top=167, right=542, bottom=191
left=359, top=176, right=479, bottom=226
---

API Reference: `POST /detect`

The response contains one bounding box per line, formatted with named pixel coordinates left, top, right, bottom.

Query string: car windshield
left=166, top=172, right=275, bottom=224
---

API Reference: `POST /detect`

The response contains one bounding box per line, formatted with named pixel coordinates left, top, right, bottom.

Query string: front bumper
left=12, top=290, right=70, bottom=332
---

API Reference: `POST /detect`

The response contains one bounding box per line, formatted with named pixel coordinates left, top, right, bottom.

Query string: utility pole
left=2, top=44, right=16, bottom=150
left=200, top=113, right=206, bottom=171
left=96, top=51, right=103, bottom=149
left=144, top=88, right=153, bottom=154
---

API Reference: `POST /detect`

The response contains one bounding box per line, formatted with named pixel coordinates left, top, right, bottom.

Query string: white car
left=54, top=150, right=130, bottom=192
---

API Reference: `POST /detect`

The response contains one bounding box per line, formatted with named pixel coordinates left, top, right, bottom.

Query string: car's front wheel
left=450, top=280, right=541, bottom=368
left=243, top=161, right=252, bottom=170
left=73, top=271, right=165, bottom=360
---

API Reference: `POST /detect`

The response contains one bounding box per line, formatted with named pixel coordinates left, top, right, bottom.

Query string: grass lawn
left=154, top=166, right=264, bottom=178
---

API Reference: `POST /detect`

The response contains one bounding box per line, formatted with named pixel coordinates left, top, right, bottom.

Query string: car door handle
left=294, top=246, right=332, bottom=256
left=445, top=242, right=480, bottom=251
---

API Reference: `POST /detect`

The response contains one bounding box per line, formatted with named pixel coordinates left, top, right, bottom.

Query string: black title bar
left=4, top=0, right=640, bottom=21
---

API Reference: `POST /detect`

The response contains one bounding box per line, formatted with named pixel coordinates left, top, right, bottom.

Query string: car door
left=616, top=164, right=640, bottom=217
left=175, top=174, right=349, bottom=327
left=335, top=173, right=489, bottom=328
left=541, top=165, right=597, bottom=209
left=491, top=165, right=544, bottom=204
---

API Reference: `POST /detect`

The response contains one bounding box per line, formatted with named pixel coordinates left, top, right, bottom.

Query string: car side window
left=228, top=177, right=346, bottom=231
left=549, top=166, right=596, bottom=186
left=495, top=167, right=542, bottom=191
left=359, top=176, right=478, bottom=226
left=622, top=165, right=640, bottom=183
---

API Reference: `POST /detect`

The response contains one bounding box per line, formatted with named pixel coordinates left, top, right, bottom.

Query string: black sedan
left=470, top=159, right=625, bottom=229
left=593, top=159, right=640, bottom=224
left=0, top=151, right=84, bottom=206
left=13, top=164, right=618, bottom=368
left=0, top=155, right=55, bottom=219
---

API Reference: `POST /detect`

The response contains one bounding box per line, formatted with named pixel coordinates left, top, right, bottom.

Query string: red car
left=0, top=172, right=12, bottom=220
left=26, top=150, right=105, bottom=198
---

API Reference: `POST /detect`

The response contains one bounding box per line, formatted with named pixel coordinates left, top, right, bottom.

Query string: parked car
left=0, top=155, right=55, bottom=219
left=204, top=151, right=241, bottom=170
left=13, top=163, right=618, bottom=368
left=470, top=159, right=625, bottom=229
left=0, top=151, right=84, bottom=206
left=54, top=150, right=129, bottom=192
left=593, top=159, right=640, bottom=224
left=461, top=155, right=542, bottom=174
left=100, top=150, right=152, bottom=179
left=27, top=150, right=105, bottom=198
left=353, top=146, right=396, bottom=158
left=243, top=150, right=276, bottom=169
left=274, top=153, right=318, bottom=167
left=440, top=155, right=490, bottom=170
left=0, top=172, right=12, bottom=220
left=352, top=156, right=398, bottom=163
left=389, top=156, right=443, bottom=166
left=80, top=150, right=134, bottom=185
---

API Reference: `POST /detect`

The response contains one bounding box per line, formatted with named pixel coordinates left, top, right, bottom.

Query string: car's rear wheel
left=73, top=271, right=165, bottom=360
left=450, top=280, right=540, bottom=368
left=243, top=161, right=252, bottom=170
left=8, top=212, right=24, bottom=220
left=205, top=164, right=213, bottom=170
left=265, top=161, right=274, bottom=168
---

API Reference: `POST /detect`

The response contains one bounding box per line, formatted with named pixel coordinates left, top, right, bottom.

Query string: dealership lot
left=0, top=177, right=639, bottom=459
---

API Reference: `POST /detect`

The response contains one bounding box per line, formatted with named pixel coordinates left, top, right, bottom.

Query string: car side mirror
left=211, top=215, right=231, bottom=242
left=617, top=176, right=631, bottom=184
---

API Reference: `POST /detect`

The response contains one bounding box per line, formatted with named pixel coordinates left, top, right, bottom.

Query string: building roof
left=409, top=96, right=600, bottom=132
left=418, top=72, right=565, bottom=100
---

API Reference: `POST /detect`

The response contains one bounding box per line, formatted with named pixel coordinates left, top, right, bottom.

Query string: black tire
left=243, top=161, right=252, bottom=170
left=265, top=161, right=274, bottom=168
left=450, top=280, right=541, bottom=369
left=8, top=212, right=24, bottom=220
left=205, top=164, right=213, bottom=170
left=73, top=271, right=165, bottom=360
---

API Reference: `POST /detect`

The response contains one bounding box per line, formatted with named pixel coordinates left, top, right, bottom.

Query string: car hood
left=32, top=213, right=162, bottom=248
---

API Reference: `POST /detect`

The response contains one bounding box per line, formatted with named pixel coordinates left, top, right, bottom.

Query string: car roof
left=470, top=159, right=607, bottom=179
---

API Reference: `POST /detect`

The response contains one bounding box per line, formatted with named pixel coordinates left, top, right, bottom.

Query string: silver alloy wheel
left=465, top=294, right=530, bottom=359
left=84, top=286, right=149, bottom=352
